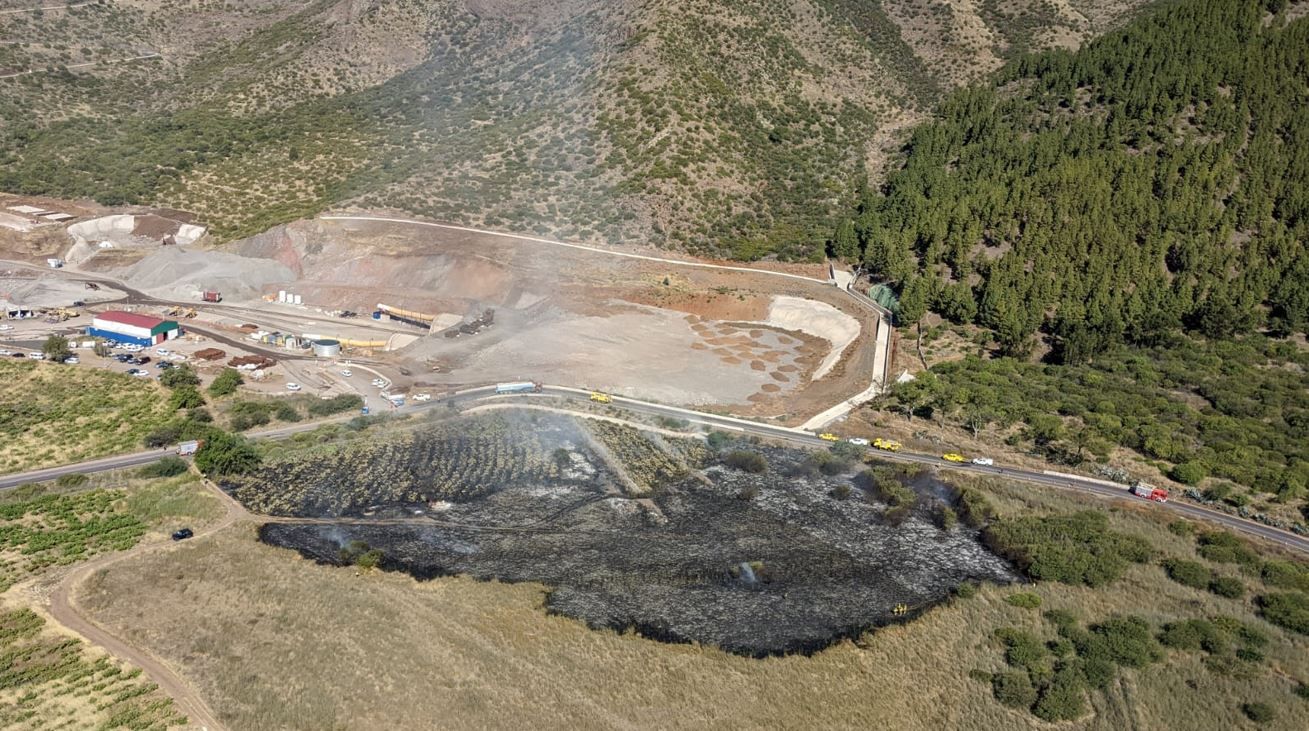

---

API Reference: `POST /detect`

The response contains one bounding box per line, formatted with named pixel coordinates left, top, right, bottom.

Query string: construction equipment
left=84, top=282, right=100, bottom=290
left=590, top=391, right=612, bottom=404
left=376, top=303, right=437, bottom=329
left=165, top=306, right=181, bottom=317
left=201, top=290, right=221, bottom=303
left=183, top=307, right=197, bottom=318
left=818, top=433, right=840, bottom=442
left=942, top=453, right=966, bottom=463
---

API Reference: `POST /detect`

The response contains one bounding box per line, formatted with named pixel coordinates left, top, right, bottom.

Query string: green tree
left=208, top=367, right=243, bottom=397
left=193, top=430, right=260, bottom=477
left=160, top=363, right=201, bottom=389
left=42, top=334, right=71, bottom=362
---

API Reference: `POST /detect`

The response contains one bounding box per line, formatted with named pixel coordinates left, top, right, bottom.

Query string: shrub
left=1169, top=461, right=1208, bottom=485
left=1168, top=520, right=1196, bottom=537
left=1258, top=593, right=1309, bottom=635
left=992, top=671, right=1037, bottom=709
left=1158, top=619, right=1226, bottom=654
left=274, top=402, right=302, bottom=422
left=831, top=484, right=852, bottom=500
left=159, top=364, right=200, bottom=389
left=138, top=456, right=188, bottom=478
left=1006, top=592, right=1042, bottom=609
left=954, top=581, right=978, bottom=599
left=705, top=431, right=731, bottom=451
left=957, top=487, right=995, bottom=527
left=1209, top=576, right=1245, bottom=599
left=1032, top=666, right=1087, bottom=722
left=208, top=368, right=243, bottom=397
left=305, top=394, right=363, bottom=417
left=1241, top=702, right=1275, bottom=723
left=168, top=386, right=205, bottom=410
left=1294, top=683, right=1309, bottom=701
left=983, top=511, right=1152, bottom=587
left=1162, top=558, right=1212, bottom=590
left=55, top=472, right=88, bottom=488
left=935, top=503, right=958, bottom=531
left=1197, top=532, right=1259, bottom=567
left=723, top=450, right=766, bottom=473
left=1090, top=615, right=1160, bottom=668
left=1260, top=560, right=1309, bottom=591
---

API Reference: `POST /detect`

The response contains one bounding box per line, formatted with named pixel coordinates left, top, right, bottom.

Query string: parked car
left=371, top=378, right=386, bottom=387
left=115, top=354, right=133, bottom=362
left=125, top=368, right=143, bottom=376
left=27, top=352, right=44, bottom=360
left=64, top=356, right=79, bottom=364
left=971, top=457, right=995, bottom=466
left=285, top=382, right=302, bottom=392
left=156, top=348, right=170, bottom=356
left=135, top=355, right=151, bottom=365
left=412, top=393, right=432, bottom=402
left=157, top=362, right=174, bottom=370
left=11, top=351, right=26, bottom=358
left=340, top=369, right=353, bottom=377
left=171, top=528, right=194, bottom=541
left=0, top=349, right=12, bottom=356
left=0, top=324, right=12, bottom=331
left=846, top=437, right=870, bottom=446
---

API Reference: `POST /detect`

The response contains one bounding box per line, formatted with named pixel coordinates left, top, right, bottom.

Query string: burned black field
left=237, top=411, right=1017, bottom=656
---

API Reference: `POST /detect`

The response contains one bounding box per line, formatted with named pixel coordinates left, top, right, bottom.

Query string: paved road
left=6, top=385, right=1307, bottom=555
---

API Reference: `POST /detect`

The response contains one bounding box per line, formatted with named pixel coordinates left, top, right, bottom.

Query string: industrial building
left=87, top=311, right=181, bottom=346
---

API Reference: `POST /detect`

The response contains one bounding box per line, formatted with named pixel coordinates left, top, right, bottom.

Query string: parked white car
left=27, top=352, right=44, bottom=360
left=64, top=356, right=79, bottom=364
left=0, top=324, right=12, bottom=331
left=156, top=348, right=170, bottom=356
left=972, top=457, right=995, bottom=466
left=846, top=437, right=870, bottom=446
left=371, top=378, right=386, bottom=387
left=340, top=369, right=353, bottom=377
left=412, top=393, right=432, bottom=402
left=285, top=382, right=302, bottom=392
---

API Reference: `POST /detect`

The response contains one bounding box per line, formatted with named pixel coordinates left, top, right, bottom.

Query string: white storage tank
left=278, top=290, right=287, bottom=303
left=311, top=338, right=340, bottom=358
left=293, top=294, right=302, bottom=305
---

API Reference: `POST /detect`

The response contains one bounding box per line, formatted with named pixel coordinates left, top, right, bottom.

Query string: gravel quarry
left=247, top=414, right=1017, bottom=656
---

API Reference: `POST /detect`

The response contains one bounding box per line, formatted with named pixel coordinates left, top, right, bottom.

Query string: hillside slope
left=0, top=0, right=1150, bottom=256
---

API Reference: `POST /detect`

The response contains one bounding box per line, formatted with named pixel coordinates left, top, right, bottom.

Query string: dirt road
left=47, top=477, right=244, bottom=731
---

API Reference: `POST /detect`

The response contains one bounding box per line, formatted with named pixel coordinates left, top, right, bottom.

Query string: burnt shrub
left=983, top=511, right=1151, bottom=587
left=1162, top=558, right=1212, bottom=590
left=1242, top=702, right=1275, bottom=723
left=722, top=450, right=767, bottom=473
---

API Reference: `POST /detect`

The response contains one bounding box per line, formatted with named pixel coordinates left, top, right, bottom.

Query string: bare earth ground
left=73, top=475, right=1309, bottom=731
left=15, top=213, right=883, bottom=421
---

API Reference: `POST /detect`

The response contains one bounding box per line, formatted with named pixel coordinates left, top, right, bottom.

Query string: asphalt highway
left=3, top=384, right=1307, bottom=556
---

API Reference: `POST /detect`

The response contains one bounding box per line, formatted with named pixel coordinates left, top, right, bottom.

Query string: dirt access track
left=51, top=210, right=888, bottom=423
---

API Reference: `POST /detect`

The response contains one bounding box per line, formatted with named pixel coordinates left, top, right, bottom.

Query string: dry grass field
left=75, top=477, right=1309, bottom=730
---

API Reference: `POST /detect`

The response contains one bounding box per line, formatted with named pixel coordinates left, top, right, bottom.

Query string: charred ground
left=240, top=410, right=1015, bottom=656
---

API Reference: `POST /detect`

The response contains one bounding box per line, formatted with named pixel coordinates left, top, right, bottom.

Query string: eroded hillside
left=0, top=0, right=1151, bottom=256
